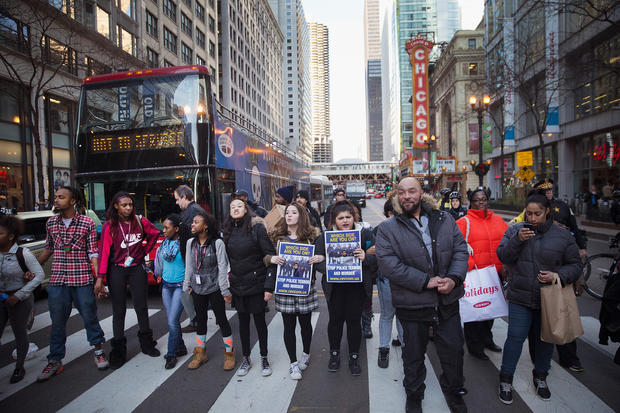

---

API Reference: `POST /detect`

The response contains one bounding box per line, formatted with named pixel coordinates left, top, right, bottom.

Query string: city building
left=308, top=22, right=332, bottom=163
left=218, top=0, right=285, bottom=143
left=0, top=0, right=143, bottom=211
left=380, top=0, right=460, bottom=162
left=364, top=0, right=383, bottom=161
left=430, top=23, right=486, bottom=193
left=484, top=0, right=619, bottom=222
left=269, top=0, right=313, bottom=163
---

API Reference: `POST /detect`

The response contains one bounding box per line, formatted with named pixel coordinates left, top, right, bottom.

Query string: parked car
left=374, top=192, right=384, bottom=198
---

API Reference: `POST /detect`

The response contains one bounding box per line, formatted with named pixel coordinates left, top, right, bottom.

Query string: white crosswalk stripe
left=59, top=310, right=236, bottom=413
left=490, top=318, right=615, bottom=413
left=1, top=309, right=79, bottom=345
left=0, top=309, right=159, bottom=401
left=208, top=312, right=320, bottom=413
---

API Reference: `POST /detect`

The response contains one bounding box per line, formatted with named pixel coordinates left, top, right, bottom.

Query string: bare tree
left=0, top=0, right=140, bottom=206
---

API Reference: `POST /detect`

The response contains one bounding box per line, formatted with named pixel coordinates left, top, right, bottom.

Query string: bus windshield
left=76, top=73, right=212, bottom=172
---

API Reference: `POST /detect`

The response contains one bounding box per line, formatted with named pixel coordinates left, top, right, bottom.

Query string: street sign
left=516, top=151, right=533, bottom=167
left=515, top=166, right=535, bottom=183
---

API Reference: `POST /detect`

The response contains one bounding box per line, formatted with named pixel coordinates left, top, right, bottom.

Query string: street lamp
left=422, top=134, right=436, bottom=189
left=469, top=94, right=491, bottom=186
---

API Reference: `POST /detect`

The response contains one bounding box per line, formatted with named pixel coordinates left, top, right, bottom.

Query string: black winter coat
left=225, top=217, right=276, bottom=296
left=496, top=219, right=582, bottom=309
left=375, top=197, right=468, bottom=311
left=318, top=226, right=377, bottom=301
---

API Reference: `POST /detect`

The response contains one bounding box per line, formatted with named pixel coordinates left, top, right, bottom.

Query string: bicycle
left=583, top=232, right=620, bottom=299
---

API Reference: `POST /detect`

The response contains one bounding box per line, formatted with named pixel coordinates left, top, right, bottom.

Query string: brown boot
left=223, top=348, right=236, bottom=371
left=188, top=347, right=207, bottom=369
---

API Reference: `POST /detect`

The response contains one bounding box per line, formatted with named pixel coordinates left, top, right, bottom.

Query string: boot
left=378, top=347, right=389, bottom=368
left=188, top=347, right=208, bottom=369
left=361, top=310, right=373, bottom=338
left=138, top=330, right=161, bottom=357
left=223, top=348, right=236, bottom=371
left=109, top=337, right=127, bottom=370
left=406, top=394, right=422, bottom=413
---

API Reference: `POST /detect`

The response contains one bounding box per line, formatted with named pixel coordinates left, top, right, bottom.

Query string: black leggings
left=108, top=265, right=150, bottom=340
left=327, top=284, right=365, bottom=354
left=238, top=311, right=268, bottom=357
left=282, top=312, right=313, bottom=363
left=192, top=290, right=232, bottom=337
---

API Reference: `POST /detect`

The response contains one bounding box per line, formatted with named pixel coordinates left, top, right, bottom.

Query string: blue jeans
left=161, top=281, right=185, bottom=357
left=47, top=285, right=105, bottom=361
left=376, top=276, right=403, bottom=348
left=500, top=302, right=554, bottom=376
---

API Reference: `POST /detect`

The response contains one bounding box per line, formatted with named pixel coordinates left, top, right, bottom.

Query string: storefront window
left=46, top=96, right=74, bottom=192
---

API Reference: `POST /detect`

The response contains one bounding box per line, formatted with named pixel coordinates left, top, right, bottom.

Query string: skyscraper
left=364, top=0, right=384, bottom=161
left=381, top=0, right=460, bottom=158
left=269, top=0, right=313, bottom=163
left=309, top=22, right=332, bottom=163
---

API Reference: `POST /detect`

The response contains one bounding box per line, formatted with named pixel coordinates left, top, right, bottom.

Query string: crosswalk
left=0, top=306, right=618, bottom=412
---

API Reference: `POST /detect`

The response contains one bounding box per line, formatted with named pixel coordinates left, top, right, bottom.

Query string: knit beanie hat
left=295, top=189, right=310, bottom=202
left=276, top=185, right=296, bottom=204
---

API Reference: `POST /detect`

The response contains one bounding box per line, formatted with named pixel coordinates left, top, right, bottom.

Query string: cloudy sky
left=304, top=0, right=484, bottom=162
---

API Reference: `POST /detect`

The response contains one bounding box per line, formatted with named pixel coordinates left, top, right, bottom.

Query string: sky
left=303, top=0, right=484, bottom=162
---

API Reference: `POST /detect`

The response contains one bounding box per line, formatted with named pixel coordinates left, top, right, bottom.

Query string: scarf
left=160, top=238, right=180, bottom=262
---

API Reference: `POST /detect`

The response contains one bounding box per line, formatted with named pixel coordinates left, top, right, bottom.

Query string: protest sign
left=274, top=242, right=314, bottom=296
left=325, top=230, right=362, bottom=283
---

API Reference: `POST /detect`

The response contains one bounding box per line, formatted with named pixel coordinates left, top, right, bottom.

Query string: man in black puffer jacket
left=376, top=177, right=468, bottom=413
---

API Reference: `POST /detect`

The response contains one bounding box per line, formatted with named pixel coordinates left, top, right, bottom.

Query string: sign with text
left=406, top=36, right=434, bottom=149
left=274, top=242, right=314, bottom=296
left=325, top=230, right=362, bottom=283
left=516, top=151, right=533, bottom=167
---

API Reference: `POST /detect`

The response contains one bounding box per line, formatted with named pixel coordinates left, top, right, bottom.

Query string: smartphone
left=523, top=223, right=534, bottom=231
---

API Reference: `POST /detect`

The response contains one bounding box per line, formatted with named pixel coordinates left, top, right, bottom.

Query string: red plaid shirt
left=45, top=214, right=99, bottom=286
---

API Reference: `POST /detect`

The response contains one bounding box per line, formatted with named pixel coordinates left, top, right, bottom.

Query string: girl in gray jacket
left=184, top=211, right=235, bottom=371
left=0, top=215, right=44, bottom=383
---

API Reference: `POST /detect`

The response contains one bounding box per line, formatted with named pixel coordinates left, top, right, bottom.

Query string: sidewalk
left=493, top=209, right=619, bottom=241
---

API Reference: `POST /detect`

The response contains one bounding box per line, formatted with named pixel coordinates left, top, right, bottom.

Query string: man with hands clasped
left=375, top=177, right=468, bottom=413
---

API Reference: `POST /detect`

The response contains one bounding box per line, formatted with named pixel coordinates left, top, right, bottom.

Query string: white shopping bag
left=459, top=265, right=508, bottom=323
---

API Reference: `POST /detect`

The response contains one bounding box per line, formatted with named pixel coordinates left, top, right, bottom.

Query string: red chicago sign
left=406, top=36, right=434, bottom=149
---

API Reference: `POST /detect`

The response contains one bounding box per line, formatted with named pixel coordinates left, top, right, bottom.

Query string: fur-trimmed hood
left=391, top=193, right=439, bottom=216
left=251, top=215, right=266, bottom=227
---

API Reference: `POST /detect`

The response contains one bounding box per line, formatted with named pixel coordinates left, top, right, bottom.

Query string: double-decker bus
left=74, top=66, right=310, bottom=226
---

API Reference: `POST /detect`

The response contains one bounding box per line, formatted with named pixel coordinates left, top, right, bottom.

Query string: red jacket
left=456, top=209, right=508, bottom=273
left=98, top=215, right=160, bottom=277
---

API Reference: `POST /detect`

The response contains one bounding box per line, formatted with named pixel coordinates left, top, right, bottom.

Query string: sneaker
left=349, top=353, right=361, bottom=376
left=499, top=382, right=513, bottom=405
left=533, top=372, right=551, bottom=401
left=289, top=361, right=302, bottom=380
left=568, top=363, right=584, bottom=372
left=94, top=349, right=109, bottom=370
left=10, top=367, right=25, bottom=384
left=298, top=352, right=310, bottom=371
left=328, top=351, right=340, bottom=372
left=378, top=347, right=389, bottom=369
left=237, top=356, right=251, bottom=376
left=391, top=338, right=402, bottom=347
left=261, top=356, right=272, bottom=376
left=37, top=360, right=64, bottom=382
left=164, top=356, right=178, bottom=369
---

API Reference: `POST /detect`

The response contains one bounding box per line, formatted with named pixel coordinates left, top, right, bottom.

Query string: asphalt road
left=0, top=198, right=618, bottom=412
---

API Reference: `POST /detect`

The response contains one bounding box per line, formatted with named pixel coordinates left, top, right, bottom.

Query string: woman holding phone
left=496, top=194, right=582, bottom=404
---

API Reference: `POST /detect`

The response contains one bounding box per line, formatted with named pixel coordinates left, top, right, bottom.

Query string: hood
left=391, top=193, right=438, bottom=216
left=251, top=216, right=266, bottom=227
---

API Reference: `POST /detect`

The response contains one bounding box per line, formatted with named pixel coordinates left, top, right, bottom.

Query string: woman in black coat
left=496, top=194, right=582, bottom=404
left=223, top=199, right=276, bottom=378
left=319, top=200, right=377, bottom=376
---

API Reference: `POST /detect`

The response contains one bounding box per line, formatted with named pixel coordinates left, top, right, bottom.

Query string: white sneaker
left=298, top=352, right=310, bottom=371
left=237, top=356, right=251, bottom=376
left=289, top=361, right=302, bottom=380
left=261, top=356, right=272, bottom=377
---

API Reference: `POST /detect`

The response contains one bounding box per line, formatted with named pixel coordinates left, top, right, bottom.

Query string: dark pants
left=108, top=265, right=151, bottom=340
left=399, top=312, right=465, bottom=399
left=0, top=296, right=33, bottom=369
left=192, top=290, right=232, bottom=337
left=282, top=312, right=313, bottom=363
left=238, top=311, right=268, bottom=357
left=327, top=284, right=365, bottom=354
left=464, top=320, right=494, bottom=354
left=528, top=327, right=580, bottom=366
